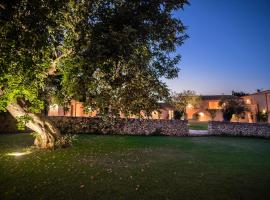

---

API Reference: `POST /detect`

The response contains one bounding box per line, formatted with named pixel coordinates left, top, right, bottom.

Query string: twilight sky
left=165, top=0, right=270, bottom=95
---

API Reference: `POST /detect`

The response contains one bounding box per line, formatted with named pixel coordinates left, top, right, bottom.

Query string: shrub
left=174, top=110, right=184, bottom=120
left=16, top=115, right=32, bottom=131
left=55, top=134, right=77, bottom=148
left=256, top=111, right=268, bottom=123
left=206, top=109, right=218, bottom=121
left=31, top=132, right=77, bottom=149
left=219, top=97, right=248, bottom=122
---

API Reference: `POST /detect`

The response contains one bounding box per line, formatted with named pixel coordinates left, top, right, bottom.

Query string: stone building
left=48, top=90, right=270, bottom=123
left=186, top=95, right=230, bottom=122
left=242, top=90, right=270, bottom=123
left=185, top=90, right=270, bottom=123
left=48, top=101, right=175, bottom=120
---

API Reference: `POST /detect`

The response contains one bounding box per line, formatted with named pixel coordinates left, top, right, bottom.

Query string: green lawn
left=1, top=134, right=270, bottom=200
left=188, top=121, right=208, bottom=130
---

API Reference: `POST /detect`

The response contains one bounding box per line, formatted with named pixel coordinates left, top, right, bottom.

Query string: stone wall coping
left=209, top=121, right=270, bottom=126
left=208, top=121, right=270, bottom=138
left=48, top=116, right=187, bottom=122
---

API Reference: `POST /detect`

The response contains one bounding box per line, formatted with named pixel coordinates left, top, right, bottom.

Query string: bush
left=174, top=110, right=184, bottom=120
left=219, top=97, right=248, bottom=122
left=55, top=134, right=77, bottom=148
left=206, top=109, right=218, bottom=121
left=31, top=133, right=77, bottom=149
left=256, top=111, right=268, bottom=123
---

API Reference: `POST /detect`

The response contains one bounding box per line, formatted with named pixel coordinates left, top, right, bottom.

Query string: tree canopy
left=232, top=91, right=249, bottom=97
left=0, top=0, right=188, bottom=148
left=1, top=0, right=188, bottom=117
left=0, top=0, right=68, bottom=112
left=219, top=97, right=248, bottom=122
left=206, top=108, right=218, bottom=121
left=172, top=90, right=201, bottom=111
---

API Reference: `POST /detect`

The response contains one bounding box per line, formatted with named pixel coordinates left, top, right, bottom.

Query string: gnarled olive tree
left=0, top=0, right=188, bottom=148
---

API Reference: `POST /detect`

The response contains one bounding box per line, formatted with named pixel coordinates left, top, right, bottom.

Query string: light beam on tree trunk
left=6, top=102, right=61, bottom=149
left=0, top=49, right=68, bottom=149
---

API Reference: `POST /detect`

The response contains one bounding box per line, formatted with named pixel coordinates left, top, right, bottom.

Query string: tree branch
left=0, top=4, right=5, bottom=10
left=48, top=49, right=72, bottom=75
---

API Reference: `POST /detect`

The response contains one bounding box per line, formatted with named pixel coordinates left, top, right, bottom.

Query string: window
left=208, top=101, right=219, bottom=109
left=168, top=110, right=174, bottom=120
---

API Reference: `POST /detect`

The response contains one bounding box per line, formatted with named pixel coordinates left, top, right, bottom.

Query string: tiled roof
left=158, top=103, right=175, bottom=109
left=201, top=95, right=234, bottom=100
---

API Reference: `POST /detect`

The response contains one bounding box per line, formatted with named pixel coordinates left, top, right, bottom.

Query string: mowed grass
left=188, top=121, right=208, bottom=130
left=1, top=134, right=270, bottom=200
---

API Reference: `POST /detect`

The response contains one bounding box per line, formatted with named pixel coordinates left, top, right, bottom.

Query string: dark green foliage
left=0, top=0, right=188, bottom=118
left=16, top=115, right=32, bottom=131
left=58, top=0, right=189, bottom=117
left=173, top=110, right=184, bottom=119
left=232, top=90, right=249, bottom=97
left=256, top=111, right=268, bottom=123
left=206, top=108, right=218, bottom=120
left=0, top=0, right=67, bottom=112
left=54, top=134, right=77, bottom=148
left=171, top=90, right=201, bottom=119
left=219, top=97, right=248, bottom=122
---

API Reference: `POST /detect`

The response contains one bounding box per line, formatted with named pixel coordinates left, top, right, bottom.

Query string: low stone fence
left=0, top=112, right=30, bottom=134
left=208, top=121, right=270, bottom=138
left=48, top=117, right=189, bottom=136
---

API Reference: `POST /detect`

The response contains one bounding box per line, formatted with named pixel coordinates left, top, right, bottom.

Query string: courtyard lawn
left=1, top=134, right=270, bottom=200
left=188, top=121, right=208, bottom=130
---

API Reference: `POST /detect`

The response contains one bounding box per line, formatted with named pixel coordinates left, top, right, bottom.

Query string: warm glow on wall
left=246, top=99, right=251, bottom=104
left=199, top=112, right=204, bottom=117
left=187, top=104, right=193, bottom=108
left=209, top=101, right=219, bottom=109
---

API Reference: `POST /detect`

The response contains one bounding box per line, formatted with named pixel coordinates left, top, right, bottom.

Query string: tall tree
left=206, top=108, right=218, bottom=121
left=0, top=0, right=69, bottom=148
left=219, top=97, right=248, bottom=122
left=232, top=90, right=249, bottom=97
left=58, top=0, right=189, bottom=118
left=171, top=90, right=201, bottom=119
left=0, top=0, right=188, bottom=148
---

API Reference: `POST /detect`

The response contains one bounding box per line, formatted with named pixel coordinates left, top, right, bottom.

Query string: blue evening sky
left=165, top=0, right=270, bottom=95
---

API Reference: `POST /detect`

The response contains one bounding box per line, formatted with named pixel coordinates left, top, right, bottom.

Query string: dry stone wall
left=0, top=112, right=30, bottom=134
left=209, top=121, right=270, bottom=138
left=48, top=117, right=189, bottom=136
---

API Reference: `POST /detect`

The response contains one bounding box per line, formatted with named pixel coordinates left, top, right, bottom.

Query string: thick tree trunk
left=6, top=102, right=61, bottom=149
